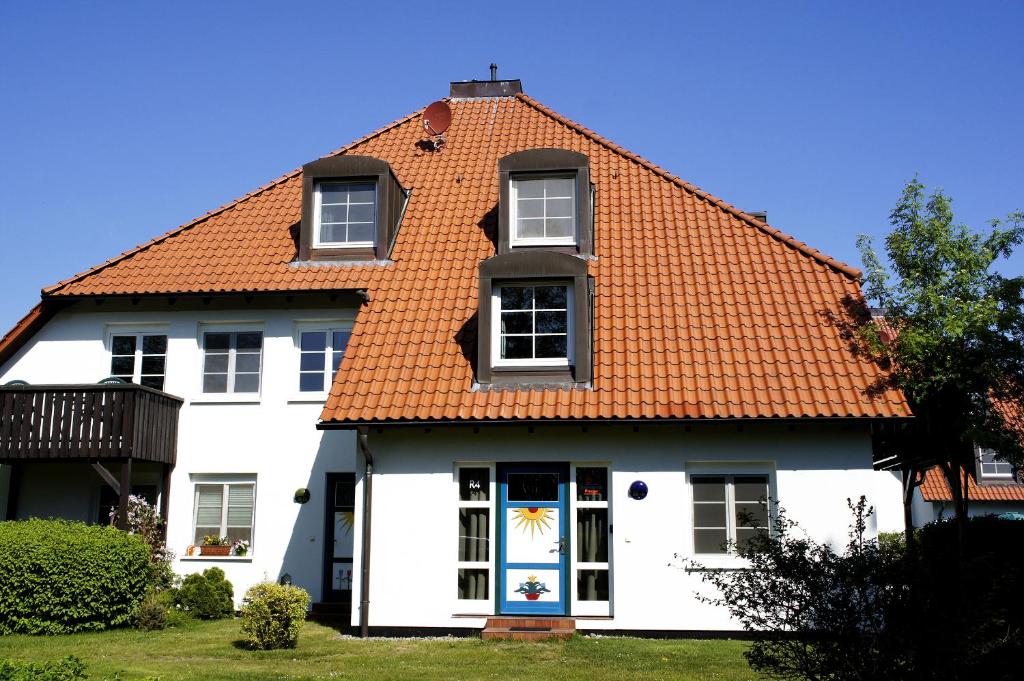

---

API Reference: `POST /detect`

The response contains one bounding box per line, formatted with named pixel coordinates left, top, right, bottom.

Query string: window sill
left=684, top=556, right=751, bottom=572
left=180, top=555, right=254, bottom=563
left=190, top=394, right=261, bottom=405
left=287, top=393, right=330, bottom=404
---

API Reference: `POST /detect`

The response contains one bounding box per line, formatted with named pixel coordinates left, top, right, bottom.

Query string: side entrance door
left=322, top=473, right=355, bottom=607
left=498, top=463, right=568, bottom=615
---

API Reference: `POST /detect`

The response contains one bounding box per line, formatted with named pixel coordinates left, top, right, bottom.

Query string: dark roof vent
left=747, top=210, right=768, bottom=223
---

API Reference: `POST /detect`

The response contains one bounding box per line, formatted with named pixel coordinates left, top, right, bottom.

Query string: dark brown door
left=322, top=473, right=355, bottom=605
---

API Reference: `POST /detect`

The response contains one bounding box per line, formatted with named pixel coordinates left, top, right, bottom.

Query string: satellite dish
left=422, top=101, right=452, bottom=136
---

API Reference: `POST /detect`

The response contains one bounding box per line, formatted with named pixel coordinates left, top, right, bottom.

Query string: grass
left=0, top=618, right=756, bottom=681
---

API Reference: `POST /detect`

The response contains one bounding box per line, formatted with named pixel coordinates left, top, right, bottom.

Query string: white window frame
left=198, top=325, right=264, bottom=398
left=570, top=462, right=612, bottom=617
left=454, top=463, right=496, bottom=614
left=293, top=320, right=354, bottom=398
left=104, top=325, right=169, bottom=390
left=491, top=282, right=574, bottom=368
left=509, top=174, right=577, bottom=247
left=976, top=445, right=1014, bottom=482
left=312, top=180, right=377, bottom=249
left=190, top=475, right=257, bottom=557
left=686, top=463, right=775, bottom=563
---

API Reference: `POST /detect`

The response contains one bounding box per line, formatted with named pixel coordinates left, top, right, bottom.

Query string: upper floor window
left=110, top=333, right=167, bottom=390
left=511, top=176, right=576, bottom=246
left=691, top=474, right=770, bottom=555
left=497, top=148, right=591, bottom=256
left=298, top=327, right=351, bottom=393
left=314, top=181, right=377, bottom=248
left=300, top=155, right=406, bottom=262
left=202, top=331, right=263, bottom=394
left=977, top=446, right=1014, bottom=482
left=492, top=283, right=571, bottom=366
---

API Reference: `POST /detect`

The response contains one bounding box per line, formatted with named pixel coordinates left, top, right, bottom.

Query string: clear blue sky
left=2, top=1, right=1022, bottom=332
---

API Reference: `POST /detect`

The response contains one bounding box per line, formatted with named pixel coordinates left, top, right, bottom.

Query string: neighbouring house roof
left=919, top=399, right=1024, bottom=502
left=920, top=467, right=1024, bottom=502
left=2, top=92, right=911, bottom=424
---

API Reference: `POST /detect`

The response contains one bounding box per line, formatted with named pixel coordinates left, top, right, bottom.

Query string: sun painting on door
left=513, top=507, right=553, bottom=537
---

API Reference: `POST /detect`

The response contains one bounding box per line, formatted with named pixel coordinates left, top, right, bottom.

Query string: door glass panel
left=458, top=509, right=490, bottom=561
left=576, top=509, right=608, bottom=562
left=576, top=467, right=608, bottom=501
left=577, top=569, right=609, bottom=601
left=458, top=568, right=489, bottom=600
left=507, top=473, right=559, bottom=501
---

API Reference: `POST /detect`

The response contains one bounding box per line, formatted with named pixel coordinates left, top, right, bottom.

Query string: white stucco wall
left=0, top=302, right=358, bottom=604
left=350, top=423, right=904, bottom=632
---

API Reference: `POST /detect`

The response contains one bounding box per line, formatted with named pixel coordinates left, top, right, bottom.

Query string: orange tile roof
left=920, top=467, right=1024, bottom=502
left=14, top=93, right=911, bottom=424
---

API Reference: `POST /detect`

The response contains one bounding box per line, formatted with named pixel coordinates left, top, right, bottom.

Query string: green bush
left=133, top=591, right=168, bottom=631
left=0, top=656, right=87, bottom=680
left=175, top=568, right=233, bottom=619
left=0, top=520, right=150, bottom=635
left=239, top=582, right=310, bottom=650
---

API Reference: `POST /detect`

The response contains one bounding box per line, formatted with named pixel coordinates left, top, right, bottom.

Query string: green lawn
left=0, top=618, right=756, bottom=681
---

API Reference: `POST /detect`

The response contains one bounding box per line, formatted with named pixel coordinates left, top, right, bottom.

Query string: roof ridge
left=515, top=93, right=862, bottom=280
left=43, top=107, right=427, bottom=296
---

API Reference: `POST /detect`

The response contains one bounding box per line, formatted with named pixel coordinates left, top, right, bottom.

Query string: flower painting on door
left=515, top=575, right=552, bottom=601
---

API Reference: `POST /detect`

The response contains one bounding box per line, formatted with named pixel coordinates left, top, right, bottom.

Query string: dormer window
left=510, top=177, right=576, bottom=246
left=977, top=445, right=1014, bottom=482
left=477, top=251, right=592, bottom=387
left=498, top=148, right=592, bottom=256
left=299, top=155, right=407, bottom=262
left=314, top=181, right=377, bottom=248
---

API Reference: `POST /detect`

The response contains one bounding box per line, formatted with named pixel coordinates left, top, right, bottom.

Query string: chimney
left=450, top=63, right=522, bottom=98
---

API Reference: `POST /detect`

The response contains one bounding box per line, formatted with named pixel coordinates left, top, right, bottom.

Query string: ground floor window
left=691, top=474, right=770, bottom=554
left=456, top=465, right=493, bottom=603
left=192, top=478, right=256, bottom=549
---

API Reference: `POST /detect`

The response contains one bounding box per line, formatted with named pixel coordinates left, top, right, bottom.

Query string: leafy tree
left=854, top=179, right=1024, bottom=532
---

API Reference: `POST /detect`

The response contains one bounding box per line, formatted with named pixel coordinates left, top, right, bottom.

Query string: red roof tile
left=920, top=466, right=1024, bottom=502
left=9, top=93, right=911, bottom=424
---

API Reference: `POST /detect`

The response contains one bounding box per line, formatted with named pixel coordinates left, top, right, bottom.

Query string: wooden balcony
left=0, top=383, right=182, bottom=464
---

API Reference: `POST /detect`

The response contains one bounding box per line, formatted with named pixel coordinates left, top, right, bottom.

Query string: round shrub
left=240, top=582, right=310, bottom=650
left=175, top=567, right=234, bottom=619
left=0, top=519, right=150, bottom=635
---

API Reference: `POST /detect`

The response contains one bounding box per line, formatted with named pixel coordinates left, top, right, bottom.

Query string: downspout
left=356, top=427, right=374, bottom=638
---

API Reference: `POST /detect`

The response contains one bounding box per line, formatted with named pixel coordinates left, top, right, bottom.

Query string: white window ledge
left=190, top=395, right=262, bottom=405
left=286, top=393, right=330, bottom=404
left=180, top=555, right=254, bottom=563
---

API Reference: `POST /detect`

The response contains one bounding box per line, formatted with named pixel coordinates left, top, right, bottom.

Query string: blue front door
left=498, top=464, right=568, bottom=615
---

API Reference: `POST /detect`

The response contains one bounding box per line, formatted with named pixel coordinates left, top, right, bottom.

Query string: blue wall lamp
left=628, top=480, right=648, bottom=500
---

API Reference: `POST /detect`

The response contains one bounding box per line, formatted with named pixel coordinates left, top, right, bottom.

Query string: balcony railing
left=0, top=384, right=182, bottom=464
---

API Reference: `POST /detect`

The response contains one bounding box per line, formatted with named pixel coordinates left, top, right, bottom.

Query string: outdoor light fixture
left=628, top=480, right=648, bottom=500
left=294, top=488, right=311, bottom=504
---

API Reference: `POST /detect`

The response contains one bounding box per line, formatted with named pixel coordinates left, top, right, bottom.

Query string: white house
left=0, top=76, right=909, bottom=636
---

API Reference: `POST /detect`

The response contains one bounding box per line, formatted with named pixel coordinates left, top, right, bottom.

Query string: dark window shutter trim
left=497, top=148, right=593, bottom=257
left=299, top=155, right=407, bottom=262
left=477, top=251, right=592, bottom=386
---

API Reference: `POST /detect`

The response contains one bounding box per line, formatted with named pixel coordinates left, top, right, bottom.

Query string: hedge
left=0, top=520, right=151, bottom=635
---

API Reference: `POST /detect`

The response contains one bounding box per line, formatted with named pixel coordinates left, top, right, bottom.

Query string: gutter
left=356, top=426, right=374, bottom=638
left=318, top=415, right=915, bottom=430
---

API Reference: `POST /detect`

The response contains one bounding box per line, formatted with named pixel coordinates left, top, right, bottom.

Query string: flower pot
left=202, top=545, right=231, bottom=556
left=525, top=593, right=541, bottom=601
